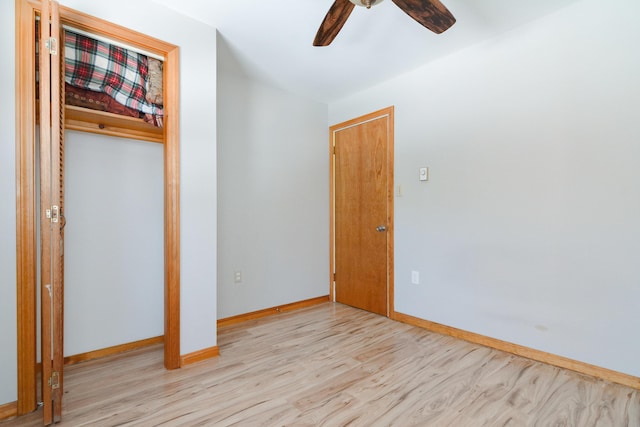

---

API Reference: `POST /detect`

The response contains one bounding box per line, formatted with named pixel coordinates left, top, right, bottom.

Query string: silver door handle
left=376, top=225, right=387, bottom=232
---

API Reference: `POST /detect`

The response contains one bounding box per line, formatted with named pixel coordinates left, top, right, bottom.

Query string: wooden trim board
left=163, top=45, right=181, bottom=370
left=394, top=311, right=640, bottom=390
left=34, top=336, right=163, bottom=373
left=386, top=109, right=395, bottom=319
left=217, top=296, right=330, bottom=329
left=15, top=0, right=38, bottom=415
left=0, top=401, right=18, bottom=422
left=64, top=336, right=164, bottom=366
left=180, top=346, right=220, bottom=366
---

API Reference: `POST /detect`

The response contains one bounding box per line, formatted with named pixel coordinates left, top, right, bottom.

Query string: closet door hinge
left=48, top=371, right=60, bottom=389
left=45, top=37, right=58, bottom=55
left=46, top=205, right=59, bottom=223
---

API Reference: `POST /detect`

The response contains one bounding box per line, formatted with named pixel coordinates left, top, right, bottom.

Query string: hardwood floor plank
left=2, top=302, right=638, bottom=426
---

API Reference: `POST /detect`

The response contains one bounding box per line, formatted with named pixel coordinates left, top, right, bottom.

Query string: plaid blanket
left=64, top=31, right=163, bottom=124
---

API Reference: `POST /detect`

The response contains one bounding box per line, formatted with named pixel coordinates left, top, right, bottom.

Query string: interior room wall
left=0, top=0, right=17, bottom=406
left=64, top=132, right=164, bottom=356
left=329, top=0, right=640, bottom=377
left=217, top=35, right=329, bottom=319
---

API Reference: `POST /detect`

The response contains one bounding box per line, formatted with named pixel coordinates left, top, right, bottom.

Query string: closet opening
left=16, top=0, right=181, bottom=420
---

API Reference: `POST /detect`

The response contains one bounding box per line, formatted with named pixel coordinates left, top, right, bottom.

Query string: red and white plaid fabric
left=64, top=31, right=163, bottom=126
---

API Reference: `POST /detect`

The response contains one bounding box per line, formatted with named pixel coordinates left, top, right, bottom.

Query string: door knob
left=376, top=225, right=387, bottom=232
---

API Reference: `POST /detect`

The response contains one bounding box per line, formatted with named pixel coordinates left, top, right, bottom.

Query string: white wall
left=330, top=0, right=640, bottom=376
left=217, top=36, right=329, bottom=318
left=64, top=132, right=164, bottom=356
left=0, top=0, right=17, bottom=406
left=1, top=0, right=218, bottom=405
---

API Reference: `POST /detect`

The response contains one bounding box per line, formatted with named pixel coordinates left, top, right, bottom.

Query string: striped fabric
left=64, top=30, right=163, bottom=121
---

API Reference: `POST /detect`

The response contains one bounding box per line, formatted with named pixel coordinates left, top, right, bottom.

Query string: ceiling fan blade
left=391, top=0, right=456, bottom=34
left=313, top=0, right=356, bottom=46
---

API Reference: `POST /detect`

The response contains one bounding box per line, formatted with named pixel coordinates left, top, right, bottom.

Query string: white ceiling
left=151, top=0, right=581, bottom=103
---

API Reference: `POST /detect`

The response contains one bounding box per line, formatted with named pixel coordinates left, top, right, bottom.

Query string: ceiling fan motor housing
left=349, top=0, right=384, bottom=8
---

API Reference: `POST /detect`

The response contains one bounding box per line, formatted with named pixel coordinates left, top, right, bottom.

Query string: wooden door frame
left=329, top=106, right=395, bottom=318
left=15, top=0, right=181, bottom=415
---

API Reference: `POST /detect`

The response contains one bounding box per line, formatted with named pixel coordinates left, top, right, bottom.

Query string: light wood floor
left=3, top=303, right=639, bottom=426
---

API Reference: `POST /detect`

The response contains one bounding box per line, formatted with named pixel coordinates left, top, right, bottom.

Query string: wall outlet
left=234, top=270, right=242, bottom=284
left=411, top=270, right=420, bottom=285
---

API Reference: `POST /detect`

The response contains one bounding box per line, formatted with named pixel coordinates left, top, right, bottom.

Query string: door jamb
left=329, top=106, right=395, bottom=318
left=15, top=0, right=181, bottom=415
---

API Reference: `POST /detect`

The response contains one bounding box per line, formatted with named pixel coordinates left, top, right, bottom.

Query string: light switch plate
left=411, top=270, right=420, bottom=284
left=419, top=167, right=428, bottom=181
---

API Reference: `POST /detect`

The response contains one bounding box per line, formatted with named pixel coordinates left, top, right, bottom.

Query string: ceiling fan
left=313, top=0, right=456, bottom=46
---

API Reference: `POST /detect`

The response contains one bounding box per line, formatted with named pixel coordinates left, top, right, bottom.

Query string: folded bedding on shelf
left=65, top=83, right=141, bottom=117
left=64, top=30, right=163, bottom=127
left=146, top=58, right=163, bottom=105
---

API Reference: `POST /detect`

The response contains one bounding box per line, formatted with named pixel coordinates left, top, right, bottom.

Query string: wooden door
left=17, top=0, right=182, bottom=417
left=331, top=107, right=394, bottom=316
left=39, top=0, right=65, bottom=424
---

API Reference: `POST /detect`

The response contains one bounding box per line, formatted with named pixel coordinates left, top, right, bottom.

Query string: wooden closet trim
left=15, top=0, right=181, bottom=415
left=15, top=0, right=38, bottom=414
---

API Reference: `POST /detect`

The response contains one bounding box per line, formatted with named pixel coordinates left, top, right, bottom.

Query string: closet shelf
left=65, top=105, right=164, bottom=143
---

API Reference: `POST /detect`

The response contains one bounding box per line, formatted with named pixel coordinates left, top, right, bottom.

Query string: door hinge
left=48, top=371, right=60, bottom=389
left=46, top=205, right=59, bottom=223
left=333, top=273, right=336, bottom=281
left=45, top=37, right=58, bottom=55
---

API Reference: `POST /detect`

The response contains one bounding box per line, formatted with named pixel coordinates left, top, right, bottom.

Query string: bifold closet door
left=39, top=0, right=65, bottom=424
